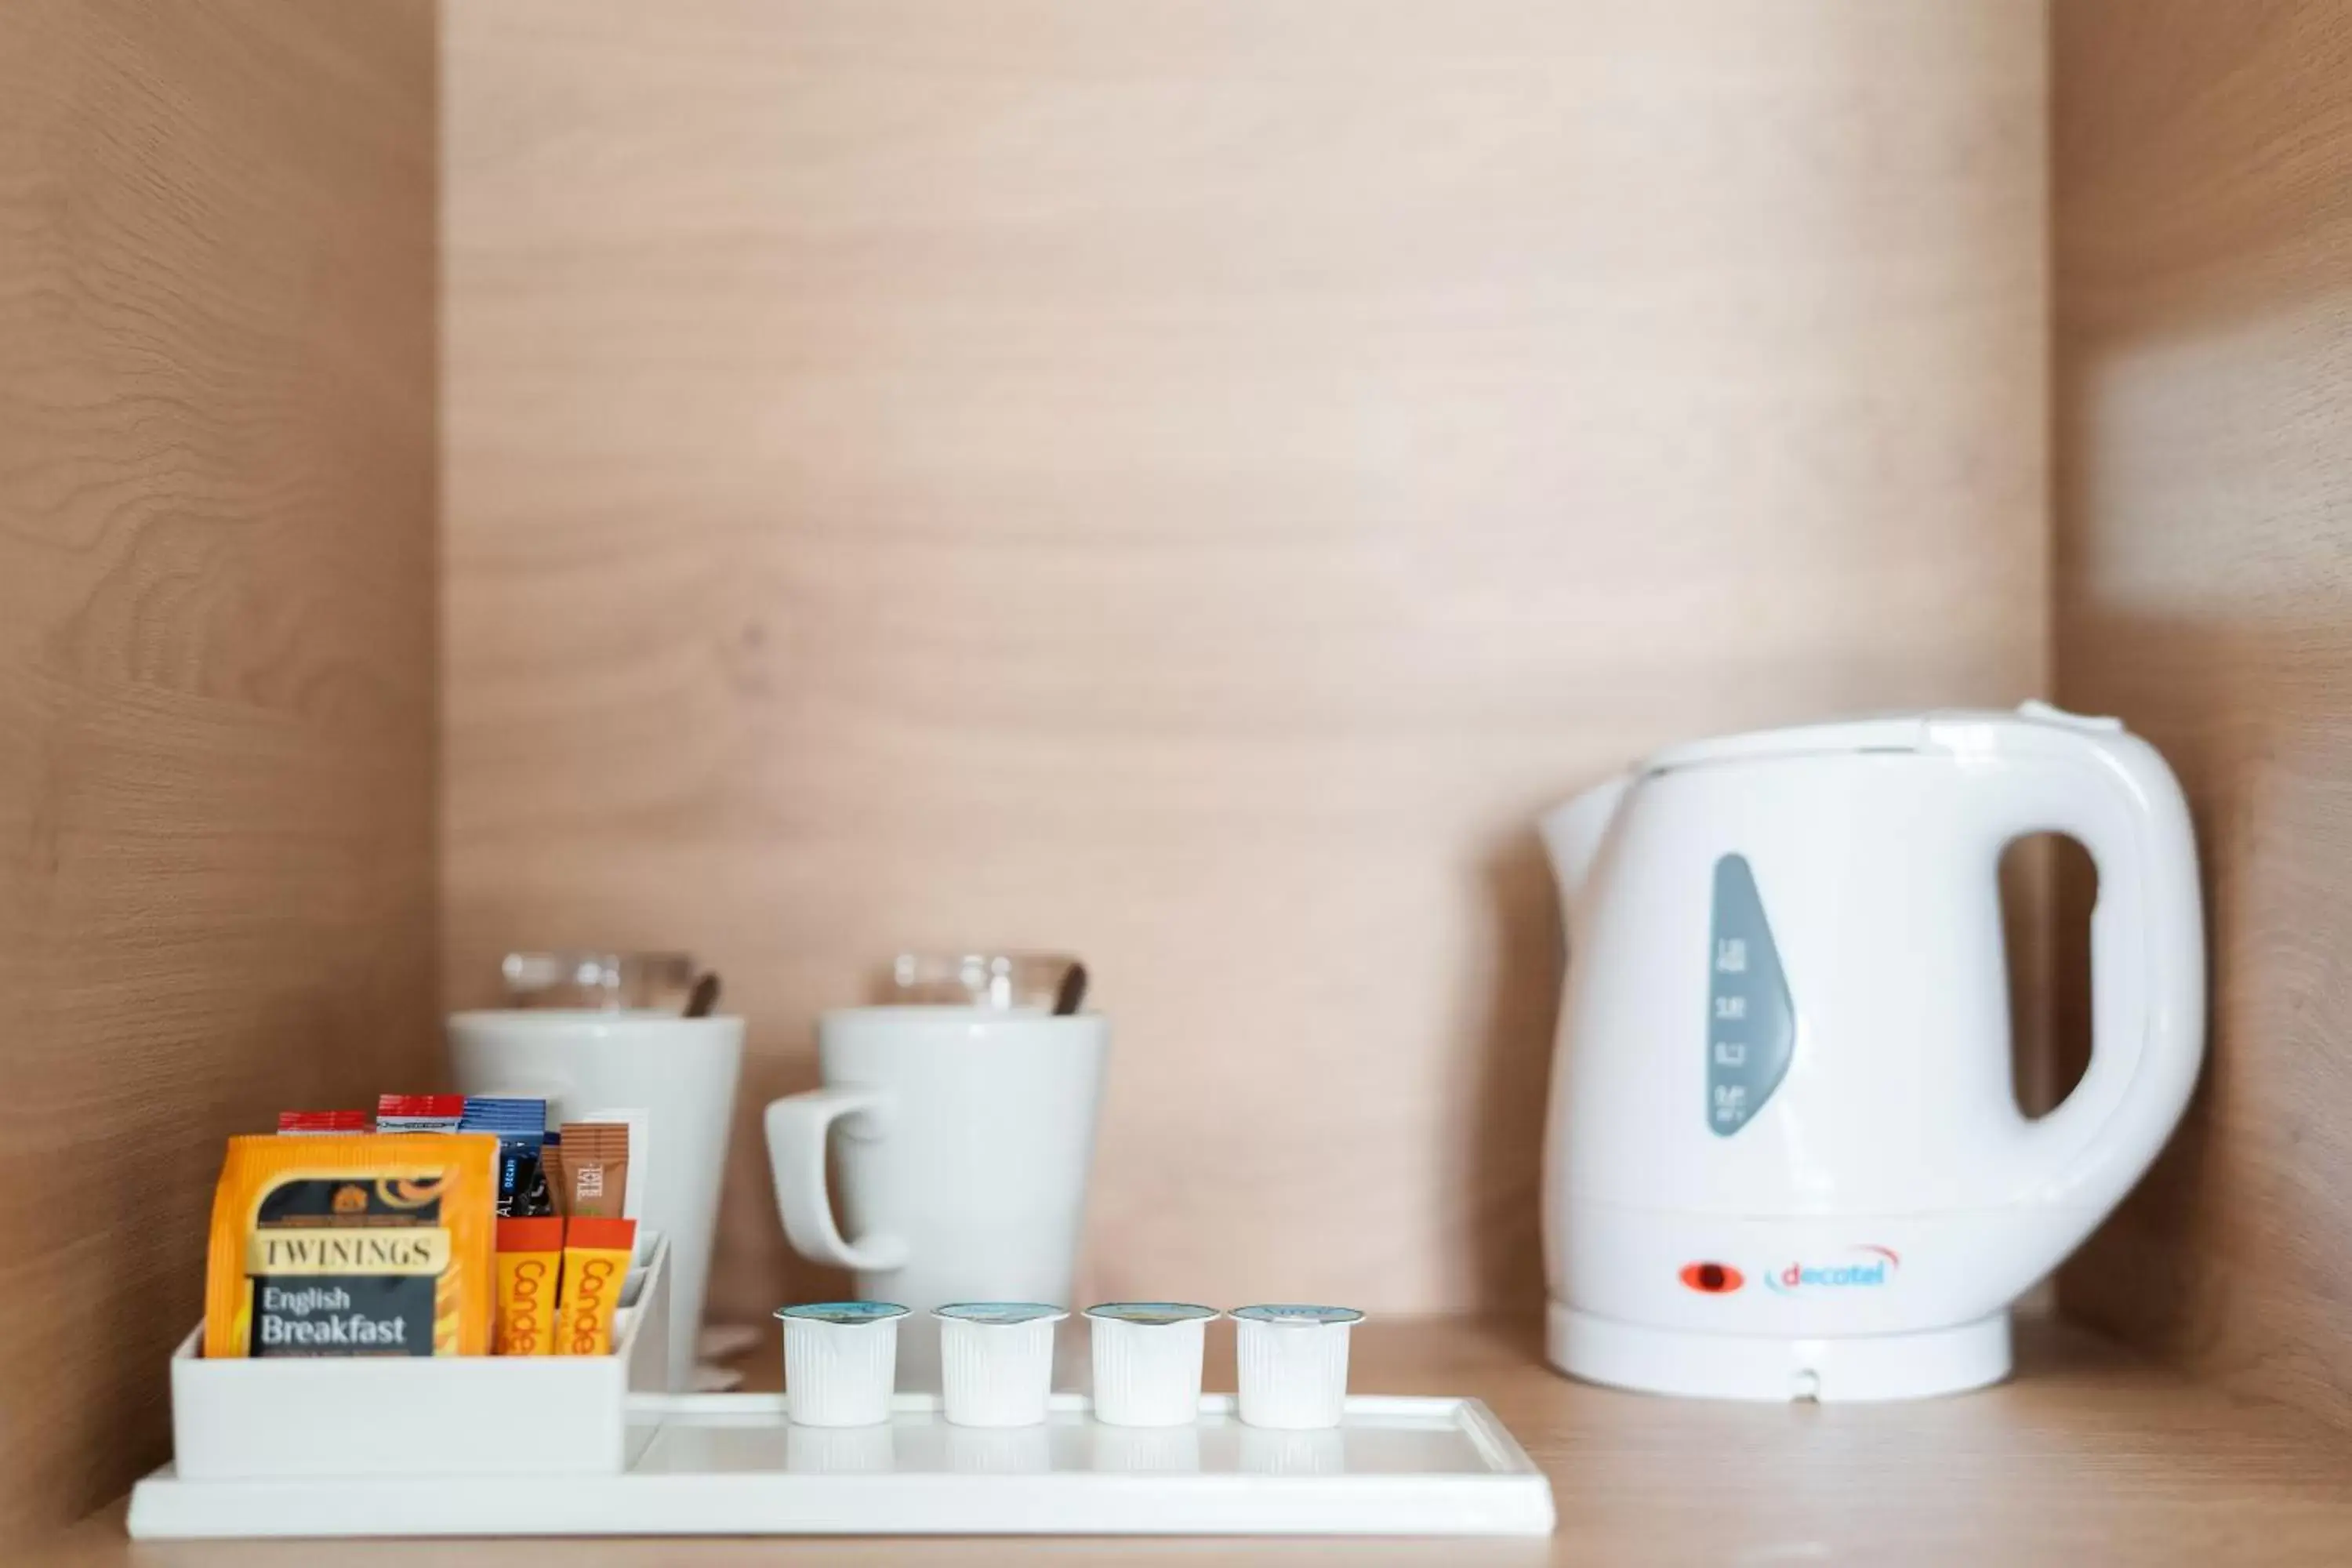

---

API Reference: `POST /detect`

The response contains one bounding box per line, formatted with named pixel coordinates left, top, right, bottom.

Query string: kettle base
left=1548, top=1303, right=2011, bottom=1403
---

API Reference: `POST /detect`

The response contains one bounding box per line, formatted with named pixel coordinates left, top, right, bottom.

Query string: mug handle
left=764, top=1088, right=911, bottom=1272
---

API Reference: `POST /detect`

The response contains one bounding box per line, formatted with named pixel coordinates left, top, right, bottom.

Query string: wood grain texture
left=2051, top=1, right=2352, bottom=1431
left=443, top=0, right=2049, bottom=1323
left=0, top=0, right=437, bottom=1545
left=38, top=1317, right=2352, bottom=1565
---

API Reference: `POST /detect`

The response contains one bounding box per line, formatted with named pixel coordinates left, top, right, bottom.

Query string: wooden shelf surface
left=33, top=1316, right=2352, bottom=1566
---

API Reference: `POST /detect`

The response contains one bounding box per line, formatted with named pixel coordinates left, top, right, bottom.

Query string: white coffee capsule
left=1232, top=1304, right=1363, bottom=1429
left=1083, top=1302, right=1220, bottom=1428
left=935, top=1302, right=1069, bottom=1428
left=776, top=1301, right=907, bottom=1427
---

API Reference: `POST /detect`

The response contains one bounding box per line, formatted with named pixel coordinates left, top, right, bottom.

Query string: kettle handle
left=1540, top=771, right=1635, bottom=952
left=1962, top=709, right=2205, bottom=1214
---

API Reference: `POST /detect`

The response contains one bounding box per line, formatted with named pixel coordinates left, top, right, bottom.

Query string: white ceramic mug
left=765, top=1008, right=1108, bottom=1382
left=448, top=1010, right=742, bottom=1391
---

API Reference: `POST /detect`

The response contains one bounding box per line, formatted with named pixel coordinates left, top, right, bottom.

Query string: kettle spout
left=1539, top=771, right=1633, bottom=943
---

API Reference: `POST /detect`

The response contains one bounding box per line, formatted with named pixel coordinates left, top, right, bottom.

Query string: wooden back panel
left=444, top=0, right=2049, bottom=1323
left=2053, top=0, right=2352, bottom=1429
left=0, top=0, right=437, bottom=1541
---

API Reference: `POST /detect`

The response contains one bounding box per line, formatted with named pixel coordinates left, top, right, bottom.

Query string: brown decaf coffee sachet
left=557, top=1123, right=631, bottom=1220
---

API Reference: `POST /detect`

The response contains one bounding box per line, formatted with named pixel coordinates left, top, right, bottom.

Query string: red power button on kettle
left=1680, top=1261, right=1744, bottom=1294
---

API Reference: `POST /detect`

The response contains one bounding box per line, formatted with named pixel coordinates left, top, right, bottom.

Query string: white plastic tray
left=127, top=1391, right=1555, bottom=1539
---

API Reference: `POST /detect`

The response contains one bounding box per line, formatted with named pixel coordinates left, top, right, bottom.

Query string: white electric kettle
left=1540, top=702, right=2203, bottom=1402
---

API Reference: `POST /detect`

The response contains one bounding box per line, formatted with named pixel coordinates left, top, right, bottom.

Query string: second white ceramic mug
left=765, top=1007, right=1108, bottom=1381
left=449, top=1009, right=742, bottom=1391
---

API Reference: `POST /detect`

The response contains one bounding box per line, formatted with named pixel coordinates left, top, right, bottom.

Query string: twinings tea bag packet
left=459, top=1096, right=550, bottom=1218
left=538, top=1130, right=564, bottom=1217
left=203, top=1134, right=497, bottom=1359
left=557, top=1123, right=631, bottom=1221
left=555, top=1217, right=637, bottom=1356
left=494, top=1217, right=564, bottom=1356
left=521, top=1152, right=554, bottom=1218
left=376, top=1094, right=465, bottom=1134
left=276, top=1110, right=369, bottom=1135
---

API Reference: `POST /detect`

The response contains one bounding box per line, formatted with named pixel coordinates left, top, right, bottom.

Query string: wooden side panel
left=445, top=0, right=2048, bottom=1322
left=0, top=0, right=437, bottom=1541
left=2053, top=2, right=2352, bottom=1428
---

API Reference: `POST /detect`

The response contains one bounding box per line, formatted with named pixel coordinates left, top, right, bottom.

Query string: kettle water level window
left=1708, top=855, right=1795, bottom=1135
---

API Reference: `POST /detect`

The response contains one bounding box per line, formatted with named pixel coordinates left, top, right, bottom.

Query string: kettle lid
left=1642, top=702, right=2124, bottom=774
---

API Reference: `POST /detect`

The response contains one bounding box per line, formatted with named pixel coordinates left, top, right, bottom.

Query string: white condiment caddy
left=162, top=1231, right=669, bottom=1483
